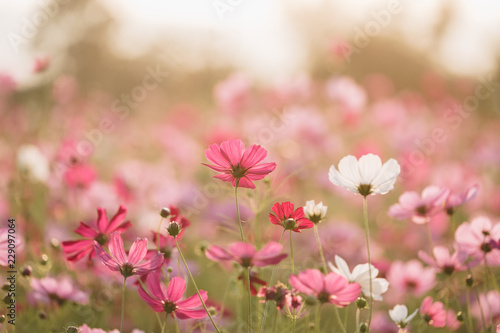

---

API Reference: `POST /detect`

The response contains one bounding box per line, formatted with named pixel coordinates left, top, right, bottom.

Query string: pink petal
left=398, top=192, right=421, bottom=209
left=219, top=139, right=245, bottom=166
left=175, top=308, right=208, bottom=320
left=105, top=205, right=128, bottom=234
left=114, top=221, right=133, bottom=233
left=74, top=222, right=98, bottom=238
left=138, top=285, right=164, bottom=312
left=246, top=162, right=277, bottom=176
left=94, top=242, right=120, bottom=271
left=134, top=252, right=164, bottom=275
left=205, top=144, right=231, bottom=168
left=167, top=277, right=186, bottom=302
left=108, top=232, right=127, bottom=265
left=298, top=269, right=325, bottom=294
left=128, top=238, right=148, bottom=266
left=236, top=176, right=256, bottom=189
left=202, top=162, right=230, bottom=173
left=229, top=242, right=256, bottom=259
left=96, top=207, right=109, bottom=234
left=176, top=290, right=207, bottom=308
left=146, top=272, right=166, bottom=300
left=206, top=246, right=234, bottom=262
left=289, top=274, right=315, bottom=295
left=240, top=144, right=267, bottom=169
left=62, top=239, right=93, bottom=254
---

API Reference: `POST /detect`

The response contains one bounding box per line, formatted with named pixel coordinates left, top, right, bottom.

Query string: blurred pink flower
left=418, top=246, right=468, bottom=275
left=420, top=296, right=447, bottom=327
left=389, top=186, right=449, bottom=224
left=269, top=202, right=313, bottom=232
left=138, top=273, right=208, bottom=319
left=455, top=216, right=500, bottom=266
left=94, top=232, right=164, bottom=278
left=62, top=205, right=132, bottom=262
left=64, top=163, right=97, bottom=189
left=471, top=290, right=500, bottom=325
left=76, top=324, right=119, bottom=333
left=30, top=276, right=88, bottom=306
left=289, top=269, right=360, bottom=307
left=203, top=139, right=277, bottom=189
left=387, top=260, right=435, bottom=297
left=206, top=242, right=287, bottom=268
left=33, top=56, right=50, bottom=73
left=326, top=76, right=367, bottom=115
left=214, top=74, right=250, bottom=114
left=445, top=184, right=478, bottom=215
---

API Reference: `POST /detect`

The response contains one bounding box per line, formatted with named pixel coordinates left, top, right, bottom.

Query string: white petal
left=337, top=155, right=362, bottom=185
left=358, top=154, right=382, bottom=184
left=406, top=309, right=419, bottom=322
left=329, top=166, right=359, bottom=193
left=334, top=255, right=353, bottom=281
left=371, top=158, right=400, bottom=194
left=389, top=305, right=408, bottom=323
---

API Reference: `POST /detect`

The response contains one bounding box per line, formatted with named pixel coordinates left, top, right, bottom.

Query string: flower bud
left=208, top=306, right=217, bottom=316
left=160, top=207, right=171, bottom=218
left=51, top=238, right=60, bottom=250
left=456, top=311, right=464, bottom=322
left=0, top=315, right=5, bottom=323
left=39, top=311, right=47, bottom=319
left=22, top=265, right=32, bottom=277
left=465, top=274, right=474, bottom=287
left=40, top=254, right=49, bottom=265
left=167, top=267, right=173, bottom=274
left=356, top=297, right=368, bottom=309
left=359, top=323, right=368, bottom=333
left=166, top=221, right=181, bottom=237
left=66, top=326, right=79, bottom=333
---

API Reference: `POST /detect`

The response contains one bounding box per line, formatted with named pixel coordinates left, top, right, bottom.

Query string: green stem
left=362, top=197, right=373, bottom=332
left=235, top=183, right=245, bottom=242
left=290, top=231, right=295, bottom=274
left=175, top=237, right=221, bottom=333
left=315, top=305, right=321, bottom=333
left=343, top=304, right=350, bottom=331
left=356, top=308, right=360, bottom=333
left=465, top=288, right=473, bottom=333
left=333, top=306, right=347, bottom=333
left=260, top=230, right=286, bottom=333
left=314, top=225, right=328, bottom=273
left=173, top=313, right=180, bottom=333
left=246, top=268, right=253, bottom=333
left=121, top=278, right=126, bottom=333
left=156, top=217, right=164, bottom=251
left=273, top=308, right=278, bottom=333
left=292, top=317, right=296, bottom=333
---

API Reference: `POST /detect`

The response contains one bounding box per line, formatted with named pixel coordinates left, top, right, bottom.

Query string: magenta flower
left=387, top=260, right=435, bottom=297
left=445, top=184, right=478, bottom=215
left=138, top=273, right=208, bottom=319
left=206, top=242, right=287, bottom=268
left=94, top=232, right=164, bottom=278
left=269, top=202, right=314, bottom=232
left=389, top=186, right=449, bottom=224
left=62, top=205, right=132, bottom=262
left=30, top=276, right=88, bottom=306
left=420, top=296, right=447, bottom=327
left=289, top=269, right=360, bottom=307
left=418, top=246, right=468, bottom=275
left=202, top=139, right=277, bottom=189
left=455, top=216, right=500, bottom=265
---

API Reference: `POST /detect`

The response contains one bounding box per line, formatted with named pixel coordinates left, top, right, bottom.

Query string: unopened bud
left=40, top=254, right=49, bottom=265
left=167, top=267, right=173, bottom=274
left=208, top=306, right=217, bottom=316
left=465, top=274, right=474, bottom=287
left=456, top=311, right=464, bottom=322
left=39, top=311, right=47, bottom=319
left=22, top=265, right=32, bottom=277
left=359, top=323, right=368, bottom=333
left=0, top=315, right=5, bottom=323
left=51, top=238, right=60, bottom=249
left=160, top=207, right=171, bottom=218
left=66, top=326, right=79, bottom=333
left=166, top=221, right=181, bottom=237
left=356, top=297, right=368, bottom=309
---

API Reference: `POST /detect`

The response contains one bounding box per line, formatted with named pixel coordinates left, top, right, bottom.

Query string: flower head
left=138, top=273, right=208, bottom=319
left=328, top=255, right=389, bottom=301
left=329, top=154, right=400, bottom=196
left=269, top=202, right=314, bottom=232
left=30, top=276, right=88, bottom=306
left=206, top=241, right=287, bottom=268
left=62, top=205, right=132, bottom=262
left=202, top=139, right=277, bottom=189
left=389, top=304, right=418, bottom=328
left=445, top=184, right=478, bottom=215
left=389, top=186, right=449, bottom=224
left=289, top=269, right=360, bottom=307
left=94, top=232, right=164, bottom=278
left=303, top=200, right=327, bottom=224
left=387, top=260, right=435, bottom=297
left=420, top=296, right=447, bottom=327
left=418, top=246, right=468, bottom=275
left=455, top=216, right=500, bottom=265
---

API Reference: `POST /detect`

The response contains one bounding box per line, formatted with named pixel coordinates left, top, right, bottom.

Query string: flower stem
left=121, top=278, right=126, bottom=333
left=235, top=183, right=245, bottom=242
left=290, top=230, right=295, bottom=274
left=173, top=313, right=180, bottom=333
left=246, top=267, right=253, bottom=333
left=175, top=237, right=221, bottom=333
left=333, top=306, right=347, bottom=333
left=314, top=225, right=328, bottom=273
left=465, top=288, right=474, bottom=333
left=292, top=317, right=296, bottom=333
left=260, top=230, right=286, bottom=333
left=315, top=305, right=321, bottom=333
left=356, top=308, right=360, bottom=333
left=156, top=217, right=164, bottom=251
left=362, top=196, right=373, bottom=332
left=273, top=309, right=278, bottom=333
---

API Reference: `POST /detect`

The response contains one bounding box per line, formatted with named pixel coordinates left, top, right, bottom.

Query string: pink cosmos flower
left=418, top=246, right=468, bottom=275
left=30, top=276, right=88, bottom=306
left=445, top=184, right=478, bottom=215
left=62, top=205, right=132, bottom=262
left=386, top=260, right=435, bottom=297
left=202, top=139, right=277, bottom=189
left=269, top=202, right=314, bottom=232
left=205, top=242, right=287, bottom=268
left=455, top=216, right=500, bottom=265
left=138, top=273, right=208, bottom=319
left=389, top=186, right=449, bottom=224
left=289, top=269, right=360, bottom=307
left=64, top=163, right=97, bottom=189
left=76, top=324, right=144, bottom=333
left=420, top=296, right=447, bottom=327
left=471, top=290, right=500, bottom=325
left=94, top=232, right=164, bottom=278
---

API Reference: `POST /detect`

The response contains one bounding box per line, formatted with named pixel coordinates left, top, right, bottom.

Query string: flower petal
left=167, top=277, right=186, bottom=302
left=128, top=238, right=148, bottom=266
left=108, top=232, right=127, bottom=265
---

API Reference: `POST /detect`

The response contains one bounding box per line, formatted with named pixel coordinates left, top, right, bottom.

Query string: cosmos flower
left=420, top=297, right=447, bottom=327
left=138, top=273, right=208, bottom=319
left=94, top=232, right=164, bottom=278
left=386, top=260, right=435, bottom=297
left=418, top=246, right=468, bottom=275
left=289, top=269, right=360, bottom=307
left=202, top=139, right=277, bottom=189
left=303, top=200, right=328, bottom=224
left=269, top=202, right=314, bottom=232
left=205, top=242, right=287, bottom=268
left=30, top=276, right=89, bottom=306
left=455, top=216, right=500, bottom=266
left=389, top=304, right=418, bottom=329
left=445, top=184, right=478, bottom=215
left=62, top=205, right=132, bottom=262
left=389, top=186, right=449, bottom=224
left=328, top=154, right=400, bottom=196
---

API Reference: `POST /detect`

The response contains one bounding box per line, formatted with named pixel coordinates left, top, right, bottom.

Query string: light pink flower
left=455, top=216, right=500, bottom=266
left=138, top=273, right=208, bottom=319
left=445, top=184, right=478, bottom=214
left=76, top=325, right=120, bottom=333
left=471, top=290, right=500, bottom=325
left=202, top=139, right=277, bottom=189
left=214, top=74, right=250, bottom=114
left=420, top=296, right=447, bottom=327
left=387, top=260, right=435, bottom=297
left=30, top=276, right=88, bottom=306
left=418, top=246, right=468, bottom=275
left=94, top=232, right=164, bottom=278
left=289, top=269, right=360, bottom=307
left=206, top=242, right=287, bottom=268
left=64, top=163, right=97, bottom=189
left=33, top=56, right=50, bottom=73
left=389, top=186, right=449, bottom=224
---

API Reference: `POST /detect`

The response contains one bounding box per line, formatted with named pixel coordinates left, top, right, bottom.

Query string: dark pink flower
left=418, top=246, right=468, bottom=275
left=30, top=276, right=88, bottom=306
left=420, top=296, right=447, bottom=327
left=389, top=186, right=449, bottom=224
left=62, top=205, right=132, bottom=262
left=269, top=202, right=314, bottom=232
left=445, top=184, right=478, bottom=215
left=289, top=269, right=360, bottom=307
left=138, top=273, right=208, bottom=319
left=94, top=232, right=163, bottom=278
left=202, top=139, right=277, bottom=189
left=206, top=242, right=287, bottom=268
left=455, top=216, right=500, bottom=265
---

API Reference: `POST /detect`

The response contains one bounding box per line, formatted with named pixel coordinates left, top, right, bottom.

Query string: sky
left=1, top=0, right=500, bottom=84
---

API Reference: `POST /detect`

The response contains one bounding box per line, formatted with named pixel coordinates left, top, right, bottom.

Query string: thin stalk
left=156, top=217, right=164, bottom=250
left=343, top=304, right=350, bottom=331
left=469, top=269, right=487, bottom=332
left=314, top=225, right=327, bottom=273
left=356, top=308, right=361, bottom=333
left=121, top=278, right=126, bottom=333
left=315, top=305, right=321, bottom=333
left=246, top=267, right=253, bottom=333
left=333, top=306, right=347, bottom=333
left=362, top=197, right=373, bottom=331
left=260, top=229, right=286, bottom=333
left=292, top=317, right=296, bottom=333
left=290, top=231, right=295, bottom=274
left=175, top=237, right=221, bottom=333
left=235, top=183, right=245, bottom=242
left=273, top=309, right=278, bottom=333
left=173, top=313, right=180, bottom=333
left=465, top=288, right=473, bottom=333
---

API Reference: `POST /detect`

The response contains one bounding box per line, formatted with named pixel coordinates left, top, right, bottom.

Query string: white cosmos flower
left=328, top=154, right=400, bottom=196
left=328, top=255, right=389, bottom=301
left=389, top=304, right=418, bottom=328
left=303, top=200, right=327, bottom=224
left=17, top=145, right=50, bottom=183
